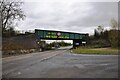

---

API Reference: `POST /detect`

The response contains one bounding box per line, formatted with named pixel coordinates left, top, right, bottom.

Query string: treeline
left=2, top=27, right=34, bottom=37
left=45, top=41, right=72, bottom=49
left=89, top=25, right=120, bottom=48
left=3, top=27, right=18, bottom=37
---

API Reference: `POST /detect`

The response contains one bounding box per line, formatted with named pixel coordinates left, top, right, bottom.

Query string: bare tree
left=96, top=26, right=104, bottom=36
left=109, top=18, right=119, bottom=47
left=110, top=18, right=118, bottom=30
left=0, top=0, right=25, bottom=32
left=94, top=29, right=100, bottom=39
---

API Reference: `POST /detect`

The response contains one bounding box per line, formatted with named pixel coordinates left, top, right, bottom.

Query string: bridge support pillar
left=73, top=39, right=82, bottom=49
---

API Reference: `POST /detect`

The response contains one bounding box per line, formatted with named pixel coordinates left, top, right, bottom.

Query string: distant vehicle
left=55, top=44, right=60, bottom=48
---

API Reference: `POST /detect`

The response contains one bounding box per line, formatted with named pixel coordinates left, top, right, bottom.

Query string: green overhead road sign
left=35, top=29, right=88, bottom=40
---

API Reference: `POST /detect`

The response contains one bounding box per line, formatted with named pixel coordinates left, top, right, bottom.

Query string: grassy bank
left=72, top=47, right=119, bottom=55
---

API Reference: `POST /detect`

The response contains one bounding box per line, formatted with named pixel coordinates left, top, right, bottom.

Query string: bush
left=108, top=30, right=120, bottom=48
left=89, top=39, right=111, bottom=48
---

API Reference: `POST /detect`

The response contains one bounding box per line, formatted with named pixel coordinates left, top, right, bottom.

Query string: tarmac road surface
left=2, top=46, right=118, bottom=78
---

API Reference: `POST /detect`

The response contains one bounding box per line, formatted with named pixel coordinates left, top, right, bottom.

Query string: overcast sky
left=17, top=0, right=118, bottom=36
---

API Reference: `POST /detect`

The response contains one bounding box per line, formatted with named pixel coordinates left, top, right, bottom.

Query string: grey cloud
left=18, top=1, right=118, bottom=35
left=64, top=2, right=118, bottom=27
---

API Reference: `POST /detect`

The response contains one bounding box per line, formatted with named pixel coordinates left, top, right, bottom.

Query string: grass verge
left=72, top=47, right=119, bottom=55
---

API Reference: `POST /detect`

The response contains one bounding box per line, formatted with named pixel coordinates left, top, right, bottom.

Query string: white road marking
left=26, top=68, right=30, bottom=70
left=10, top=63, right=15, bottom=64
left=17, top=72, right=21, bottom=75
left=100, top=64, right=109, bottom=66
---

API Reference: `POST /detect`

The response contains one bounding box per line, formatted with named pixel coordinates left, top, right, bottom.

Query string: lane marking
left=17, top=72, right=21, bottom=75
left=3, top=50, right=66, bottom=75
left=2, top=50, right=60, bottom=62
